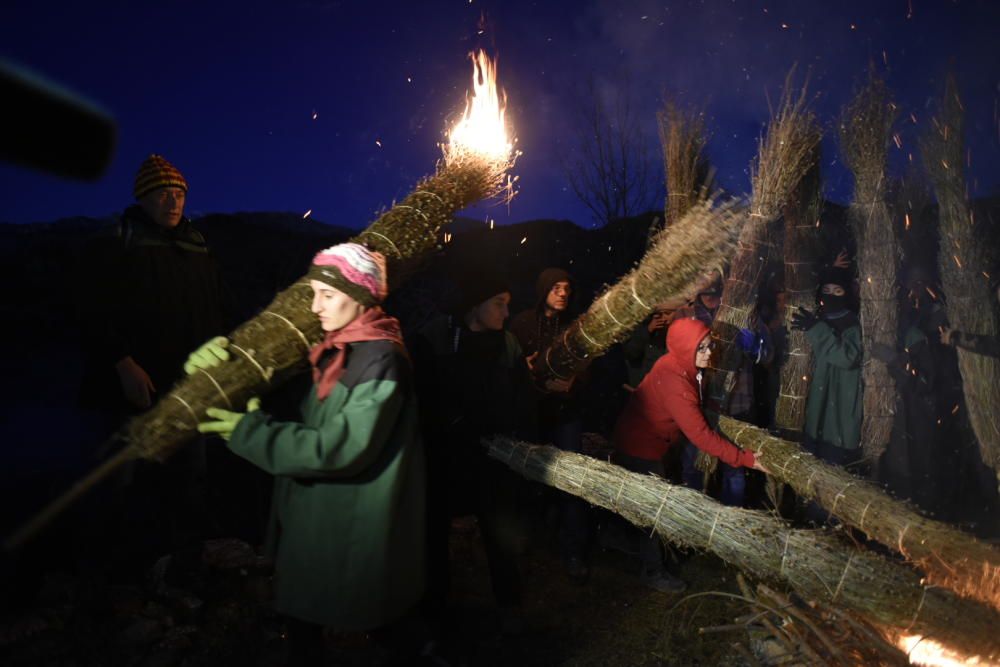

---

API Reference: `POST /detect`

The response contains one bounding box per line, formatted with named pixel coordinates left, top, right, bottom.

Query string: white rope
left=706, top=509, right=724, bottom=549
left=603, top=294, right=624, bottom=327
left=629, top=277, right=650, bottom=309
left=198, top=369, right=233, bottom=409
left=170, top=394, right=200, bottom=428
left=832, top=553, right=854, bottom=602
left=261, top=311, right=312, bottom=350
left=393, top=204, right=428, bottom=222
left=229, top=344, right=271, bottom=383
left=366, top=231, right=402, bottom=258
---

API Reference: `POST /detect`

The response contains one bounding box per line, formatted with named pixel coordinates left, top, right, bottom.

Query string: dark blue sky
left=1, top=0, right=998, bottom=227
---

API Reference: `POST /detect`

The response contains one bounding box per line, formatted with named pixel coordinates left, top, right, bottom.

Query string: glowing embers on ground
left=895, top=633, right=994, bottom=666
left=445, top=49, right=514, bottom=165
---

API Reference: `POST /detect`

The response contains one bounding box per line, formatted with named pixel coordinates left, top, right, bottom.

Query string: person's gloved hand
left=869, top=342, right=897, bottom=364
left=790, top=307, right=819, bottom=332
left=736, top=327, right=764, bottom=357
left=184, top=336, right=230, bottom=375
left=197, top=398, right=261, bottom=441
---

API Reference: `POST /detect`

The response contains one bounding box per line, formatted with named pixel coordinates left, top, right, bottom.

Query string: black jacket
left=78, top=206, right=226, bottom=409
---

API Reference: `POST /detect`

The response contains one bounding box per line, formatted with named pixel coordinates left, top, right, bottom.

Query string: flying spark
left=303, top=209, right=312, bottom=219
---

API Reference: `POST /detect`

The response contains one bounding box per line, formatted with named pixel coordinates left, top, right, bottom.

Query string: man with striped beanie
left=77, top=153, right=227, bottom=581
left=133, top=154, right=189, bottom=228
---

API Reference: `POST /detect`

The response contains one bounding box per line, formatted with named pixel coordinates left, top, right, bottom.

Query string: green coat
left=228, top=340, right=425, bottom=630
left=804, top=314, right=863, bottom=451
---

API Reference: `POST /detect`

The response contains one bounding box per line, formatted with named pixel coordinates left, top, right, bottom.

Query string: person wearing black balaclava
left=791, top=267, right=863, bottom=504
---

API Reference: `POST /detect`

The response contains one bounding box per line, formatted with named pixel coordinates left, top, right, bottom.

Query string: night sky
left=1, top=0, right=998, bottom=228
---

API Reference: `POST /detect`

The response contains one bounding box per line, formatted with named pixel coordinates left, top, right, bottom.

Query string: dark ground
left=0, top=508, right=753, bottom=666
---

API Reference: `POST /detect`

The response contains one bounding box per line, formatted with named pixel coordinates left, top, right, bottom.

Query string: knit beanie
left=449, top=265, right=510, bottom=317
left=535, top=267, right=573, bottom=304
left=134, top=154, right=188, bottom=200
left=307, top=243, right=388, bottom=308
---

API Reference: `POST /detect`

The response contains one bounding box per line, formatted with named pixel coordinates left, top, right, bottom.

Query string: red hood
left=666, top=317, right=710, bottom=379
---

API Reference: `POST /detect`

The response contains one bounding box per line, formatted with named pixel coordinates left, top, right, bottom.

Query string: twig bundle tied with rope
left=5, top=51, right=518, bottom=551
left=657, top=98, right=710, bottom=227
left=531, top=198, right=743, bottom=386
left=484, top=435, right=1000, bottom=658
left=127, top=153, right=515, bottom=465
left=841, top=68, right=899, bottom=461
left=922, top=74, right=1000, bottom=475
left=773, top=154, right=822, bottom=437
left=714, top=414, right=1000, bottom=613
left=698, top=68, right=822, bottom=473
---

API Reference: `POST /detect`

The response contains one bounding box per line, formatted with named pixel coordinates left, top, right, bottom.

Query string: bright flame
left=446, top=50, right=512, bottom=162
left=896, top=635, right=993, bottom=666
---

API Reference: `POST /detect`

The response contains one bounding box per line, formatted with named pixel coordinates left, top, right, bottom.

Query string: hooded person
left=675, top=271, right=772, bottom=506
left=613, top=317, right=765, bottom=591
left=188, top=243, right=425, bottom=663
left=791, top=265, right=863, bottom=479
left=412, top=263, right=527, bottom=632
left=509, top=267, right=591, bottom=580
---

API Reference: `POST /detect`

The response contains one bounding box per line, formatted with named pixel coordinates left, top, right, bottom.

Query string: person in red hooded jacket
left=612, top=317, right=767, bottom=591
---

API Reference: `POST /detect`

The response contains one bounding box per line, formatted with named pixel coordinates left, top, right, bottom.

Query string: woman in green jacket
left=189, top=243, right=425, bottom=663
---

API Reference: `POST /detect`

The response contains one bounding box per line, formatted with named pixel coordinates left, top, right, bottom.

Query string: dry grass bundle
left=131, top=156, right=513, bottom=465
left=715, top=414, right=1000, bottom=612
left=922, top=75, right=1000, bottom=474
left=706, top=71, right=821, bottom=410
left=533, top=199, right=743, bottom=385
left=773, top=156, right=822, bottom=436
left=841, top=69, right=899, bottom=461
left=484, top=436, right=1000, bottom=658
left=5, top=152, right=515, bottom=551
left=697, top=69, right=821, bottom=474
left=656, top=99, right=709, bottom=226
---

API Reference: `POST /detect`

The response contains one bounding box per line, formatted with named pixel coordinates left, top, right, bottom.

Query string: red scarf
left=308, top=307, right=405, bottom=401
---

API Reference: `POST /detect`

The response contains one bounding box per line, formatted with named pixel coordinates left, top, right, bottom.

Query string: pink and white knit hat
left=306, top=243, right=388, bottom=307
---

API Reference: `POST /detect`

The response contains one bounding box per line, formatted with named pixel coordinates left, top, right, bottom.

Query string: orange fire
left=895, top=634, right=995, bottom=666
left=445, top=50, right=514, bottom=164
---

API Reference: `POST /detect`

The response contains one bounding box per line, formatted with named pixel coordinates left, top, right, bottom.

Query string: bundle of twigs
left=841, top=69, right=899, bottom=461
left=126, top=146, right=513, bottom=465
left=5, top=104, right=516, bottom=551
left=697, top=70, right=822, bottom=474
left=532, top=198, right=743, bottom=385
left=656, top=98, right=710, bottom=227
left=705, top=574, right=909, bottom=665
left=922, top=75, right=1000, bottom=475
left=714, top=414, right=1000, bottom=612
left=484, top=436, right=1000, bottom=658
left=773, top=155, right=822, bottom=437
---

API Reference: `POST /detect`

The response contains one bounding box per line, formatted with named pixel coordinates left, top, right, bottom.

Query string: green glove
left=184, top=336, right=231, bottom=375
left=198, top=397, right=261, bottom=441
